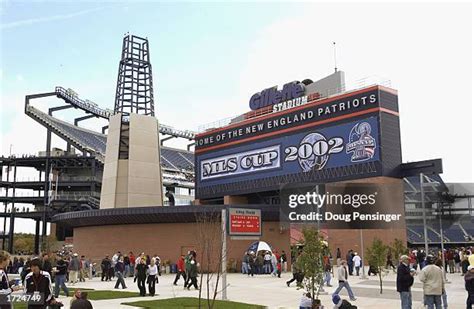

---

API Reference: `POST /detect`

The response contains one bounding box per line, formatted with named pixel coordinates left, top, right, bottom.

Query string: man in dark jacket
left=24, top=259, right=61, bottom=309
left=53, top=256, right=69, bottom=298
left=465, top=265, right=474, bottom=309
left=135, top=258, right=147, bottom=296
left=70, top=291, right=93, bottom=309
left=100, top=256, right=111, bottom=282
left=41, top=254, right=52, bottom=277
left=185, top=258, right=199, bottom=290
left=397, top=255, right=415, bottom=309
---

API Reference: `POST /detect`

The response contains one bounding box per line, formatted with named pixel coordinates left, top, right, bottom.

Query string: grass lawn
left=13, top=289, right=141, bottom=309
left=122, top=297, right=265, bottom=309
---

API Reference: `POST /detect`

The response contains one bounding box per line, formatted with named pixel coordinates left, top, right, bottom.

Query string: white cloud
left=0, top=7, right=104, bottom=30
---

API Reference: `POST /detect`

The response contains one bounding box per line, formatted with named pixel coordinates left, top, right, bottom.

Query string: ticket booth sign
left=228, top=208, right=262, bottom=236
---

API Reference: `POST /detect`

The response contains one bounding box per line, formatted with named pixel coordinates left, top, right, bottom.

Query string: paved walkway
left=50, top=271, right=467, bottom=308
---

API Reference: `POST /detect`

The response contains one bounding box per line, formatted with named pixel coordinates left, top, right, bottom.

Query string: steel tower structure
left=114, top=34, right=155, bottom=117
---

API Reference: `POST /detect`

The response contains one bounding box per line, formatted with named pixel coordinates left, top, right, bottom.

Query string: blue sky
left=1, top=2, right=473, bottom=182
left=1, top=2, right=304, bottom=131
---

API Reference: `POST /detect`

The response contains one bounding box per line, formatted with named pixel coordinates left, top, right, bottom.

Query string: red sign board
left=228, top=208, right=262, bottom=236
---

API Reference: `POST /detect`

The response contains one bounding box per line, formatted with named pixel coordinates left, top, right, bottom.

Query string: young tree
left=195, top=211, right=226, bottom=309
left=366, top=238, right=389, bottom=294
left=390, top=238, right=408, bottom=267
left=295, top=228, right=328, bottom=303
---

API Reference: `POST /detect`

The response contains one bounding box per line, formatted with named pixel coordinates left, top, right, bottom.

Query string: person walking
left=101, top=255, right=111, bottom=282
left=454, top=250, right=461, bottom=273
left=53, top=255, right=69, bottom=298
left=346, top=250, right=354, bottom=276
left=281, top=250, right=288, bottom=273
left=185, top=257, right=199, bottom=290
left=287, top=261, right=301, bottom=287
left=271, top=251, right=278, bottom=277
left=242, top=252, right=249, bottom=274
left=114, top=256, right=127, bottom=289
left=248, top=252, right=256, bottom=277
left=69, top=253, right=80, bottom=285
left=79, top=255, right=87, bottom=282
left=465, top=265, right=474, bottom=309
left=352, top=253, right=361, bottom=277
left=397, top=255, right=415, bottom=309
left=324, top=260, right=333, bottom=287
left=173, top=255, right=187, bottom=286
left=419, top=255, right=444, bottom=309
left=333, top=260, right=356, bottom=301
left=128, top=252, right=136, bottom=277
left=123, top=254, right=130, bottom=278
left=447, top=250, right=455, bottom=274
left=41, top=254, right=52, bottom=276
left=147, top=258, right=158, bottom=296
left=135, top=258, right=147, bottom=296
left=434, top=259, right=448, bottom=309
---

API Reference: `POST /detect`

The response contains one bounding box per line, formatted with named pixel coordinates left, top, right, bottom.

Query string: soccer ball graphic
left=298, top=133, right=329, bottom=172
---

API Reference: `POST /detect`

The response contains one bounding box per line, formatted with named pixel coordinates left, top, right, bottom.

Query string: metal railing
left=55, top=86, right=112, bottom=119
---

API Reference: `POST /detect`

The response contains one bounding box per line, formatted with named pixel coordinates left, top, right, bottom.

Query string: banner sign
left=279, top=182, right=405, bottom=229
left=196, top=116, right=380, bottom=188
left=228, top=208, right=262, bottom=236
left=196, top=88, right=379, bottom=152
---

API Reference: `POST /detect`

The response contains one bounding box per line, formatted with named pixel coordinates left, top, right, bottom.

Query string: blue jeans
left=425, top=295, right=442, bottom=309
left=441, top=291, right=448, bottom=309
left=333, top=281, right=355, bottom=299
left=264, top=262, right=271, bottom=274
left=400, top=291, right=412, bottom=309
left=324, top=271, right=331, bottom=285
left=54, top=274, right=69, bottom=297
left=241, top=262, right=249, bottom=274
left=124, top=264, right=130, bottom=277
left=271, top=263, right=278, bottom=275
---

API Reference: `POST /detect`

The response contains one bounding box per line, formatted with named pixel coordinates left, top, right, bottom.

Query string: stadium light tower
left=100, top=34, right=163, bottom=209
left=114, top=34, right=155, bottom=117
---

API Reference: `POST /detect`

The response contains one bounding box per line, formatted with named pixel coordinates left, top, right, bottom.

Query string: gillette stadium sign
left=249, top=81, right=307, bottom=111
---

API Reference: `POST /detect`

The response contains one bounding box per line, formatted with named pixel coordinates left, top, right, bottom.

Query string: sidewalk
left=54, top=271, right=467, bottom=308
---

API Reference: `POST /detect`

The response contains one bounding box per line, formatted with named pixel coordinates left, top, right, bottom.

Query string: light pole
left=360, top=229, right=367, bottom=279
left=420, top=173, right=429, bottom=254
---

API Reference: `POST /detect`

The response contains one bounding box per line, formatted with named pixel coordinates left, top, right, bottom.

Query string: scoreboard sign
left=195, top=85, right=402, bottom=199
left=228, top=208, right=262, bottom=236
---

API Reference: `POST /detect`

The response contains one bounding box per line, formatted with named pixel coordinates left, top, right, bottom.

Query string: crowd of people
left=1, top=244, right=474, bottom=309
left=241, top=250, right=287, bottom=277
left=0, top=249, right=203, bottom=309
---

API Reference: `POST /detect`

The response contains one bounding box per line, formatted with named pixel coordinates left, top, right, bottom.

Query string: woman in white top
left=1, top=250, right=22, bottom=309
left=147, top=258, right=158, bottom=296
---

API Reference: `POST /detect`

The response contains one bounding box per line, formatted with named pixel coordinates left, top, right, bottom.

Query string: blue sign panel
left=196, top=116, right=380, bottom=188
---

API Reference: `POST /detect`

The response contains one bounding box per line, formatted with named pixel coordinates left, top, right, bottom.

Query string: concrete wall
left=305, top=70, right=345, bottom=97
left=100, top=113, right=163, bottom=208
left=99, top=114, right=121, bottom=209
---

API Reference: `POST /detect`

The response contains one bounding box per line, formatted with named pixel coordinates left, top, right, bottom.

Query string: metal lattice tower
left=114, top=34, right=155, bottom=117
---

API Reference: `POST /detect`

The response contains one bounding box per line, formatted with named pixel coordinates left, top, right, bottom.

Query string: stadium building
left=1, top=34, right=473, bottom=266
